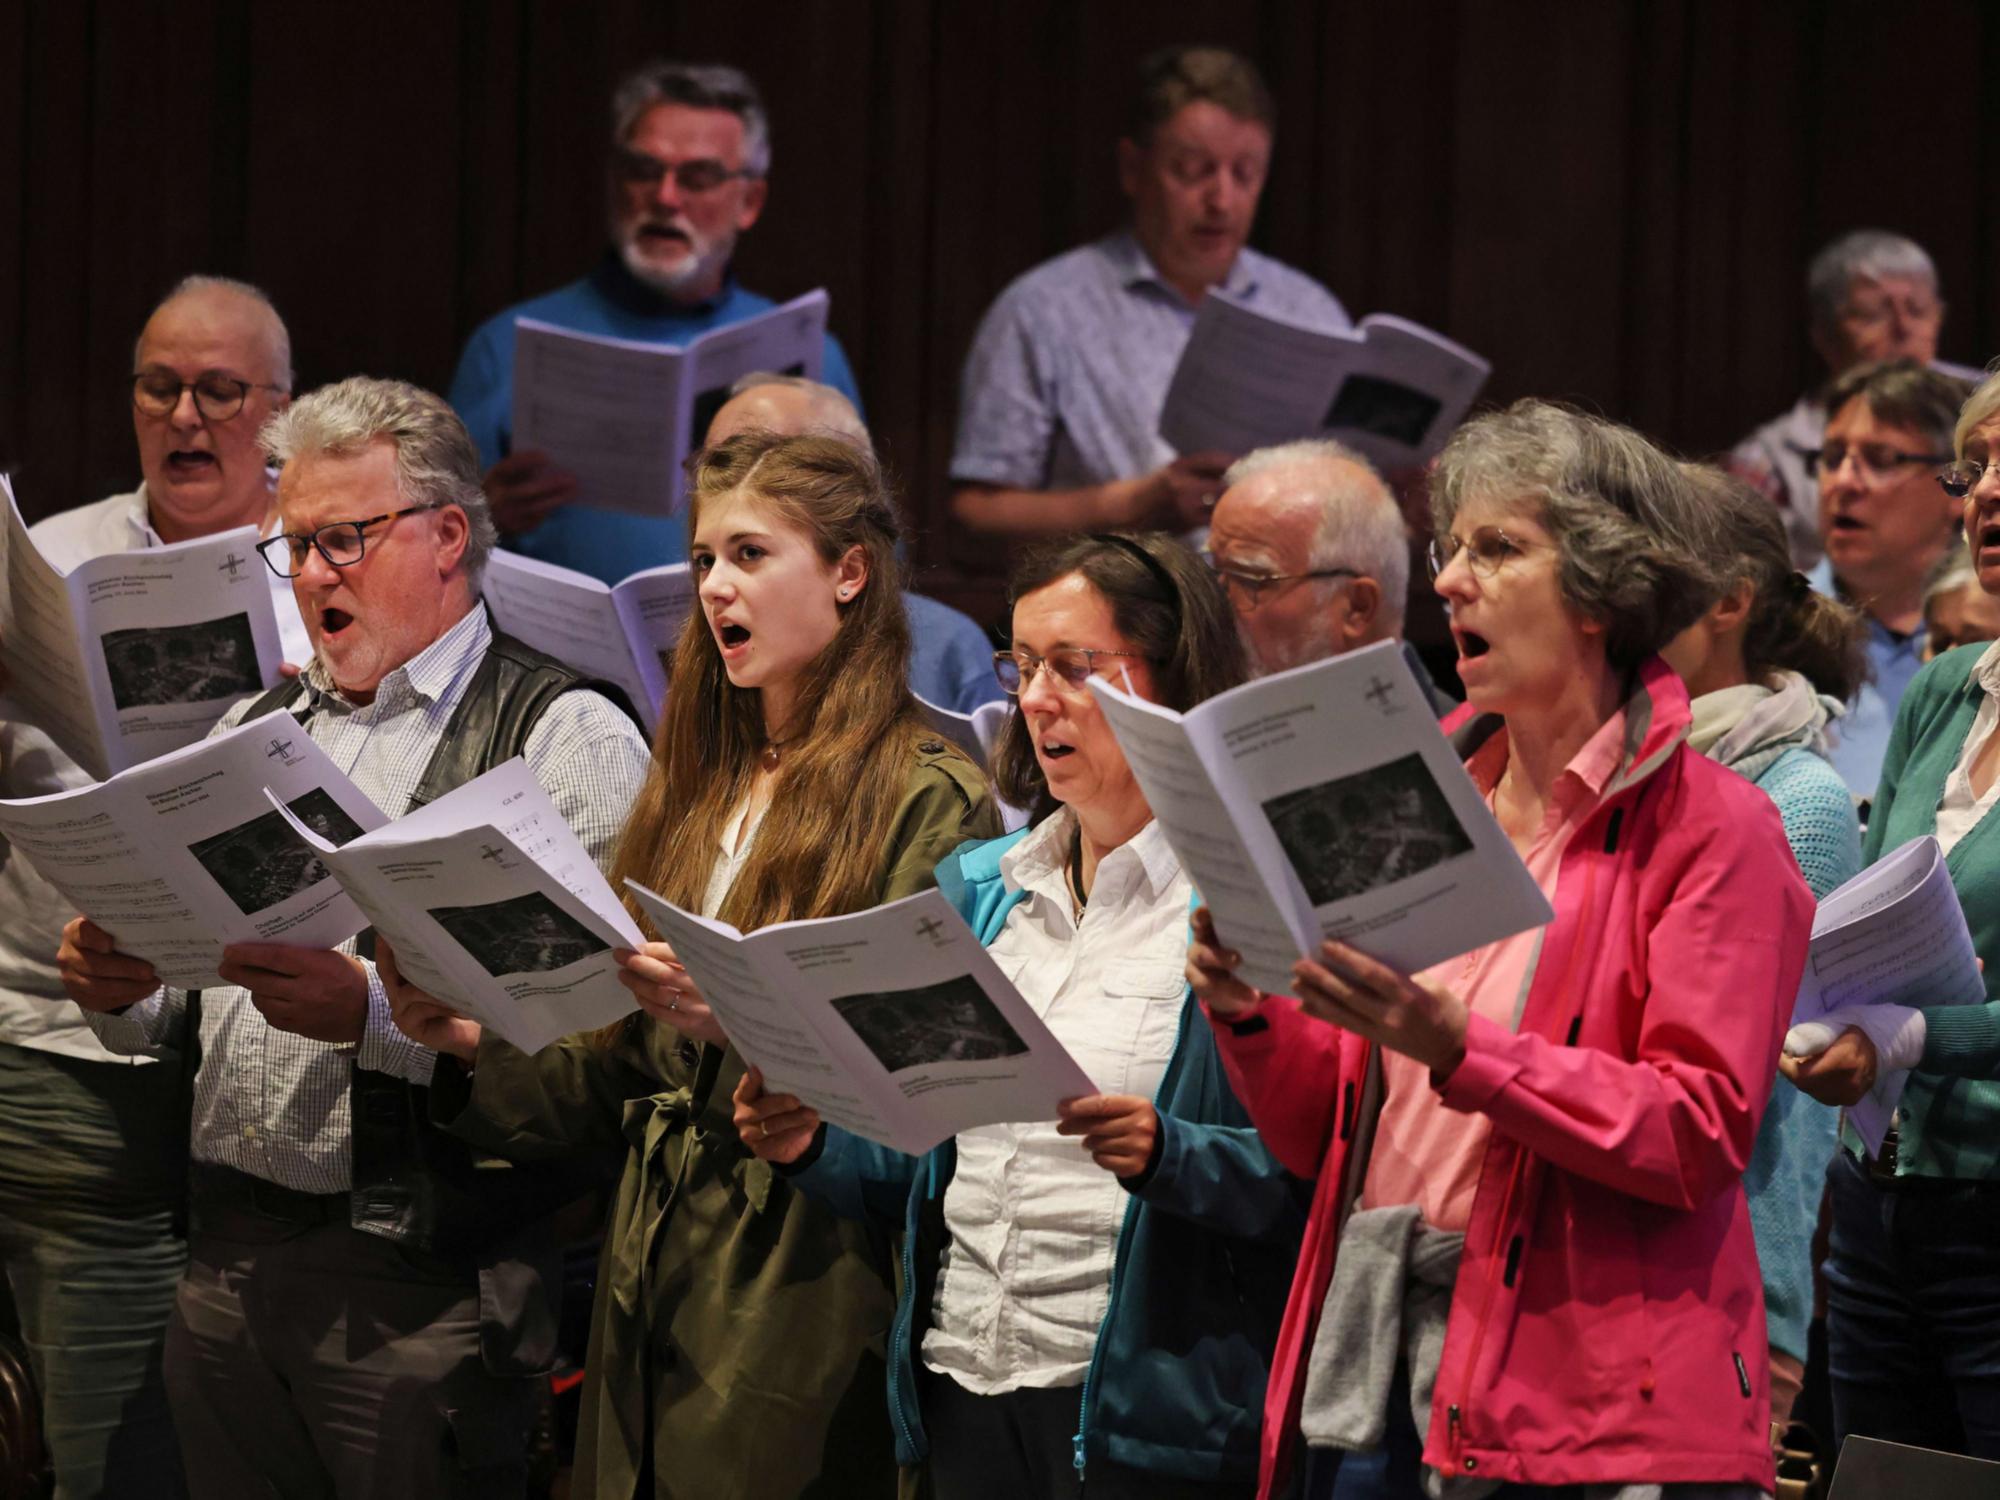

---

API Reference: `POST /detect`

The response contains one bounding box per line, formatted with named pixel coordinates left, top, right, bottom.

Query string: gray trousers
left=166, top=1205, right=541, bottom=1500
left=0, top=1042, right=188, bottom=1500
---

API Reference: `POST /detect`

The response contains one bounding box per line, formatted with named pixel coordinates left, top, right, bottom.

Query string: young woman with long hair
left=385, top=431, right=999, bottom=1500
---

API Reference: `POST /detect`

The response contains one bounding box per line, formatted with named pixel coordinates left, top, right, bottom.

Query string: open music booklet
left=1158, top=297, right=1490, bottom=472
left=0, top=711, right=385, bottom=988
left=271, top=757, right=641, bottom=1055
left=1792, top=835, right=1985, bottom=1152
left=510, top=289, right=829, bottom=516
left=0, top=478, right=285, bottom=780
left=1087, top=639, right=1551, bottom=996
left=483, top=550, right=696, bottom=728
left=625, top=882, right=1095, bottom=1155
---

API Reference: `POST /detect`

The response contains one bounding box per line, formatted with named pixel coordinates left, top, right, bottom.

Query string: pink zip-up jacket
left=1212, top=659, right=1814, bottom=1496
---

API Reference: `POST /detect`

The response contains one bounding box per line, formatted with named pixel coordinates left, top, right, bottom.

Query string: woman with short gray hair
left=1191, top=400, right=1815, bottom=1498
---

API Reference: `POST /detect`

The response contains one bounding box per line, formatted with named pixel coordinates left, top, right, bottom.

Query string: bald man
left=0, top=277, right=305, bottom=1499
left=704, top=373, right=1004, bottom=713
left=1206, top=438, right=1451, bottom=712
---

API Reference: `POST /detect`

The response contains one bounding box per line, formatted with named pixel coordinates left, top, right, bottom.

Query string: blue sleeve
left=787, top=1122, right=921, bottom=1227
left=949, top=285, right=1056, bottom=490
left=448, top=315, right=515, bottom=470
left=1743, top=1078, right=1837, bottom=1359
left=905, top=594, right=1002, bottom=713
left=1130, top=1115, right=1305, bottom=1243
left=821, top=332, right=863, bottom=416
left=1761, top=752, right=1862, bottom=901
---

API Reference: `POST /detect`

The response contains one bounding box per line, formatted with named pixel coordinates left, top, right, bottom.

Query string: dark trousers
left=0, top=1043, right=188, bottom=1500
left=1823, top=1147, right=2000, bottom=1458
left=923, top=1372, right=1250, bottom=1499
left=166, top=1202, right=541, bottom=1500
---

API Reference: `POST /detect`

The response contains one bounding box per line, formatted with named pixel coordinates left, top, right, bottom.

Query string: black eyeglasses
left=993, top=646, right=1149, bottom=696
left=255, top=505, right=437, bottom=578
left=131, top=370, right=287, bottom=422
left=1806, top=441, right=1954, bottom=483
left=611, top=147, right=756, bottom=195
left=1198, top=551, right=1359, bottom=611
left=1939, top=459, right=2000, bottom=499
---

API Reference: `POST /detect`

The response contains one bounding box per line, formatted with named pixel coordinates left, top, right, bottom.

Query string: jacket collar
left=1443, top=655, right=1690, bottom=803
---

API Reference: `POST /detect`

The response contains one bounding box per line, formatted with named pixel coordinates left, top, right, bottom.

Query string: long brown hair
left=991, top=531, right=1248, bottom=821
left=610, top=431, right=955, bottom=934
left=1684, top=463, right=1867, bottom=700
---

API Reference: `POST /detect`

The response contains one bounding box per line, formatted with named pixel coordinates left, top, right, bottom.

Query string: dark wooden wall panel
left=3, top=0, right=1996, bottom=631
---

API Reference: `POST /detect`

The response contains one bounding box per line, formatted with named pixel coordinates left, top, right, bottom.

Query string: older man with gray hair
left=56, top=377, right=652, bottom=1499
left=1730, top=228, right=1974, bottom=569
left=450, top=59, right=862, bottom=584
left=1205, top=438, right=1451, bottom=712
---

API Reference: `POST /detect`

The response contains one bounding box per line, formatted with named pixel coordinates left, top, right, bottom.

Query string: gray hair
left=1430, top=400, right=1719, bottom=672
left=722, top=371, right=871, bottom=454
left=1808, top=229, right=1938, bottom=337
left=1825, top=357, right=1969, bottom=454
left=612, top=61, right=770, bottom=177
left=260, top=377, right=496, bottom=586
left=137, top=274, right=294, bottom=390
left=1926, top=542, right=1978, bottom=613
left=1224, top=438, right=1408, bottom=626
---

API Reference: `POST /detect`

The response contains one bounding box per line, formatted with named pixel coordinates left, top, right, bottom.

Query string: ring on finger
left=759, top=1119, right=770, bottom=1138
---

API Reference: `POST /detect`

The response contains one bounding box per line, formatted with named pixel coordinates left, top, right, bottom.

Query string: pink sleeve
left=1438, top=826, right=1812, bottom=1211
left=1207, top=996, right=1351, bottom=1181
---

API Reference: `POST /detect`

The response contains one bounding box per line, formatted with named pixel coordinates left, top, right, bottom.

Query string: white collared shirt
left=920, top=809, right=1190, bottom=1394
left=1936, top=639, right=2000, bottom=856
left=1, top=485, right=312, bottom=1061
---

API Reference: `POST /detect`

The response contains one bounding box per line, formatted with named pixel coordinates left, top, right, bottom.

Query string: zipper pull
left=1073, top=1430, right=1087, bottom=1477
left=1447, top=1403, right=1461, bottom=1455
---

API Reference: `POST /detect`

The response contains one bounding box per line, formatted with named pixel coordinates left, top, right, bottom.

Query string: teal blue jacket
left=788, top=828, right=1308, bottom=1483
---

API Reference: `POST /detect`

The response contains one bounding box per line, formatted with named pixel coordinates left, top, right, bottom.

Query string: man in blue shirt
left=449, top=61, right=859, bottom=583
left=950, top=46, right=1350, bottom=541
left=1806, top=359, right=1970, bottom=799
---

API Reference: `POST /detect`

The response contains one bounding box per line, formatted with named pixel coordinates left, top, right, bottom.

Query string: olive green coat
left=433, top=745, right=997, bottom=1500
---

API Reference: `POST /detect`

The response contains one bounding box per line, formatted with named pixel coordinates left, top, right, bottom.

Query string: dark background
left=4, top=0, right=1997, bottom=630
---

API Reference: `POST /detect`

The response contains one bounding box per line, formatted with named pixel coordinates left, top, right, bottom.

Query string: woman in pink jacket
left=1189, top=401, right=1816, bottom=1499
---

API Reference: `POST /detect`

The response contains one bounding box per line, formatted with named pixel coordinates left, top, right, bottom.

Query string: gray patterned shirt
left=950, top=231, right=1350, bottom=492
left=86, top=605, right=653, bottom=1192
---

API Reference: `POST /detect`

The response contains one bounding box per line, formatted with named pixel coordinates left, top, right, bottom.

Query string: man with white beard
left=448, top=60, right=860, bottom=582
left=1204, top=438, right=1450, bottom=712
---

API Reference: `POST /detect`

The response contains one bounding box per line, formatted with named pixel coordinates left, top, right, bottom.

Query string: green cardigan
left=1862, top=642, right=2000, bottom=1178
left=430, top=743, right=999, bottom=1500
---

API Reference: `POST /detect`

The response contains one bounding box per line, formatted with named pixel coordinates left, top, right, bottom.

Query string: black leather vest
left=237, top=622, right=639, bottom=1256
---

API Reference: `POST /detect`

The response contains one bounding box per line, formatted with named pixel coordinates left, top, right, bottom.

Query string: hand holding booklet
left=483, top=550, right=696, bottom=728
left=1790, top=835, right=1984, bottom=1152
left=624, top=882, right=1095, bottom=1155
left=1086, top=639, right=1551, bottom=996
left=270, top=758, right=641, bottom=1055
left=0, top=711, right=386, bottom=989
left=511, top=290, right=829, bottom=517
left=0, top=477, right=285, bottom=779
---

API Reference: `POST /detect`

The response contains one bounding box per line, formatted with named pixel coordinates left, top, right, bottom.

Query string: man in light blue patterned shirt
left=58, top=378, right=652, bottom=1499
left=950, top=45, right=1350, bottom=541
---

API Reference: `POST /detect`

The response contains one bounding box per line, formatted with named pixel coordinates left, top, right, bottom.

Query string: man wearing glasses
left=1807, top=358, right=1973, bottom=797
left=1729, top=229, right=1981, bottom=571
left=1204, top=438, right=1452, bottom=713
left=448, top=60, right=860, bottom=583
left=0, top=274, right=306, bottom=1499
left=58, top=378, right=651, bottom=1498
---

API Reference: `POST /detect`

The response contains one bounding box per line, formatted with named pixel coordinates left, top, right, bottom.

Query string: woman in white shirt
left=735, top=531, right=1306, bottom=1499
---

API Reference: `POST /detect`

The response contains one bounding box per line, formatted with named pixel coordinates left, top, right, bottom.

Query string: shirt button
left=242, top=1125, right=258, bottom=1140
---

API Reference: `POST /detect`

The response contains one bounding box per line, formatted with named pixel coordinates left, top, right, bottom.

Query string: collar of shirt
left=114, top=482, right=165, bottom=548
left=1971, top=637, right=2000, bottom=700
left=1001, top=805, right=1183, bottom=920
left=1104, top=229, right=1259, bottom=306
left=297, top=603, right=490, bottom=719
left=1463, top=707, right=1628, bottom=833
left=1808, top=556, right=1921, bottom=652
